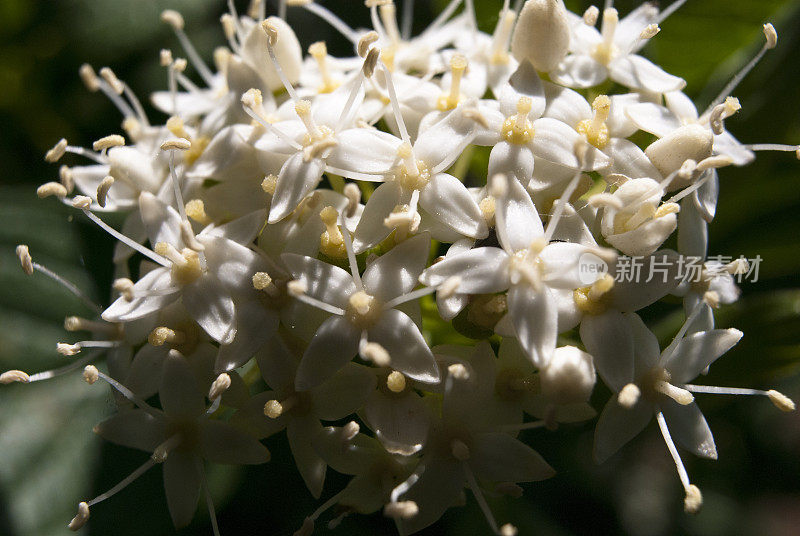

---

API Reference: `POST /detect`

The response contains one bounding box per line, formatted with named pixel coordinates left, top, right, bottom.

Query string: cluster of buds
left=5, top=1, right=798, bottom=534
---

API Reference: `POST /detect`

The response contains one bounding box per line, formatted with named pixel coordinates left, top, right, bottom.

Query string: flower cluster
left=5, top=0, right=798, bottom=534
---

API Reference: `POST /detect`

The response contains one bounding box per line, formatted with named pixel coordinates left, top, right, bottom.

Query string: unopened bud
left=511, top=0, right=571, bottom=72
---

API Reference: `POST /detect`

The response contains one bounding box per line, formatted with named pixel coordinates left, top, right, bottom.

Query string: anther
left=703, top=290, right=721, bottom=308
left=185, top=199, right=211, bottom=225
left=342, top=420, right=360, bottom=441
left=767, top=390, right=796, bottom=412
left=59, top=165, right=75, bottom=192
left=361, top=342, right=390, bottom=367
left=93, top=135, right=125, bottom=151
left=113, top=278, right=135, bottom=301
left=68, top=502, right=90, bottom=531
left=320, top=206, right=345, bottom=257
left=618, top=383, right=641, bottom=408
left=264, top=399, right=287, bottom=419
left=148, top=327, right=185, bottom=347
left=161, top=9, right=185, bottom=31
left=261, top=19, right=279, bottom=46
left=763, top=23, right=777, bottom=49
left=447, top=363, right=470, bottom=381
left=83, top=365, right=99, bottom=384
left=36, top=182, right=67, bottom=199
left=655, top=377, right=694, bottom=405
left=58, top=343, right=82, bottom=356
left=79, top=64, right=100, bottom=92
left=363, top=47, right=380, bottom=78
left=159, top=49, right=174, bottom=67
left=0, top=370, right=30, bottom=384
left=386, top=371, right=406, bottom=393
left=45, top=139, right=68, bottom=162
left=384, top=501, right=419, bottom=519
left=166, top=116, right=191, bottom=140
left=358, top=31, right=379, bottom=58
left=451, top=439, right=470, bottom=461
left=640, top=24, right=660, bottom=40
left=582, top=6, right=599, bottom=26
left=179, top=221, right=205, bottom=252
left=252, top=272, right=277, bottom=293
left=684, top=485, right=703, bottom=514
left=437, top=54, right=467, bottom=111
left=208, top=373, right=231, bottom=401
left=161, top=138, right=191, bottom=151
left=343, top=183, right=361, bottom=217
left=172, top=58, right=187, bottom=72
left=500, top=524, right=519, bottom=536
left=96, top=176, right=114, bottom=208
left=287, top=279, right=308, bottom=297
left=220, top=14, right=236, bottom=40
left=438, top=276, right=462, bottom=299
left=98, top=67, right=124, bottom=95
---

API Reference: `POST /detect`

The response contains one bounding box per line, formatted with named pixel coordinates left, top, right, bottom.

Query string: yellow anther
left=184, top=136, right=209, bottom=165
left=261, top=174, right=278, bottom=195
left=654, top=202, right=680, bottom=218
left=436, top=54, right=468, bottom=112
left=252, top=272, right=273, bottom=290
left=160, top=9, right=185, bottom=31
left=96, top=176, right=114, bottom=208
left=264, top=399, right=284, bottom=419
left=160, top=49, right=174, bottom=67
left=763, top=23, right=777, bottom=49
left=45, top=138, right=68, bottom=162
left=767, top=390, right=796, bottom=412
left=59, top=165, right=75, bottom=193
left=479, top=196, right=496, bottom=225
left=37, top=182, right=68, bottom=199
left=185, top=199, right=212, bottom=225
left=99, top=67, right=125, bottom=95
left=0, top=370, right=30, bottom=384
left=357, top=31, right=379, bottom=58
left=166, top=116, right=191, bottom=140
left=386, top=371, right=406, bottom=393
left=161, top=138, right=191, bottom=151
left=148, top=327, right=184, bottom=347
left=261, top=19, right=279, bottom=46
left=79, top=64, right=100, bottom=92
left=573, top=274, right=614, bottom=315
left=93, top=134, right=125, bottom=152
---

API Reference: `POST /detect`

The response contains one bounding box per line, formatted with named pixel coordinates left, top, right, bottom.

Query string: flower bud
left=645, top=125, right=713, bottom=188
left=540, top=346, right=596, bottom=405
left=511, top=0, right=570, bottom=72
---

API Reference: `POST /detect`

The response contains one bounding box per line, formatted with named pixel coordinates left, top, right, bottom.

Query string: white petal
left=470, top=433, right=555, bottom=482
left=659, top=401, right=717, bottom=459
left=364, top=390, right=430, bottom=455
left=311, top=363, right=377, bottom=421
left=663, top=328, right=742, bottom=383
left=396, top=456, right=464, bottom=535
left=160, top=350, right=205, bottom=419
left=664, top=91, right=699, bottom=123
left=368, top=309, right=440, bottom=383
left=268, top=153, right=326, bottom=223
left=532, top=117, right=611, bottom=170
left=605, top=213, right=677, bottom=257
left=353, top=182, right=402, bottom=253
left=626, top=102, right=682, bottom=138
left=551, top=54, right=608, bottom=89
left=326, top=128, right=402, bottom=177
left=139, top=191, right=182, bottom=247
left=419, top=173, right=488, bottom=238
left=547, top=203, right=597, bottom=246
left=609, top=250, right=682, bottom=312
left=102, top=268, right=179, bottom=322
left=94, top=410, right=166, bottom=452
left=495, top=177, right=543, bottom=253
left=604, top=138, right=661, bottom=179
left=693, top=169, right=718, bottom=222
left=295, top=315, right=360, bottom=391
left=540, top=242, right=594, bottom=288
left=287, top=416, right=327, bottom=498
left=281, top=253, right=356, bottom=310
left=579, top=311, right=634, bottom=392
left=183, top=277, right=237, bottom=344
left=200, top=420, right=271, bottom=464
left=593, top=397, right=653, bottom=463
left=678, top=199, right=708, bottom=257
left=163, top=450, right=202, bottom=529
left=420, top=247, right=511, bottom=294
left=198, top=235, right=259, bottom=290
left=609, top=54, right=686, bottom=94
left=202, top=209, right=266, bottom=245
left=414, top=110, right=476, bottom=172
left=625, top=312, right=661, bottom=377
left=362, top=232, right=431, bottom=302
left=488, top=141, right=535, bottom=186
left=125, top=345, right=166, bottom=399
left=542, top=80, right=592, bottom=127
left=507, top=285, right=558, bottom=367
left=215, top=301, right=278, bottom=372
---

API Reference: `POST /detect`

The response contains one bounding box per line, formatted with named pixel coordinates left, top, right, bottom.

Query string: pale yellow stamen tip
left=684, top=485, right=703, bottom=514
left=640, top=24, right=660, bottom=40
left=37, top=182, right=68, bottom=199
left=264, top=399, right=284, bottom=419
left=16, top=245, right=33, bottom=275
left=362, top=341, right=390, bottom=367
left=294, top=99, right=312, bottom=118
left=386, top=371, right=406, bottom=393
left=98, top=67, right=124, bottom=95
left=159, top=49, right=174, bottom=67
left=0, top=370, right=30, bottom=384
left=113, top=278, right=135, bottom=301
left=451, top=439, right=470, bottom=461
left=161, top=138, right=191, bottom=151
left=500, top=524, right=518, bottom=536
left=261, top=20, right=279, bottom=46
left=287, top=279, right=308, bottom=297
left=161, top=9, right=185, bottom=31
left=172, top=58, right=188, bottom=72
left=208, top=373, right=231, bottom=401
left=83, top=365, right=99, bottom=384
left=96, top=176, right=114, bottom=208
left=618, top=383, right=641, bottom=408
left=384, top=501, right=419, bottom=520
left=60, top=165, right=75, bottom=192
left=261, top=174, right=277, bottom=195
left=357, top=31, right=379, bottom=58
left=68, top=502, right=90, bottom=531
left=654, top=202, right=680, bottom=218
left=45, top=138, right=67, bottom=162
left=79, top=64, right=100, bottom=92
left=148, top=327, right=184, bottom=347
left=583, top=6, right=599, bottom=26
left=58, top=343, right=82, bottom=356
left=93, top=134, right=125, bottom=151
left=447, top=363, right=470, bottom=381
left=252, top=272, right=273, bottom=290
left=763, top=23, right=777, bottom=49
left=185, top=199, right=211, bottom=225
left=767, top=390, right=795, bottom=412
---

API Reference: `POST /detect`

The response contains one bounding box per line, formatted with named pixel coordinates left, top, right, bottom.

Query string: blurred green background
left=1, top=0, right=799, bottom=535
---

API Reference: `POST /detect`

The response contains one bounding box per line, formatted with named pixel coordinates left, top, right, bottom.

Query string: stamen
left=657, top=0, right=689, bottom=24
left=16, top=244, right=102, bottom=312
left=152, top=433, right=183, bottom=462
left=60, top=165, right=75, bottom=193
left=185, top=199, right=211, bottom=225
left=490, top=9, right=517, bottom=64
left=386, top=370, right=406, bottom=392
left=68, top=502, right=90, bottom=531
left=319, top=206, right=345, bottom=258
left=383, top=285, right=437, bottom=309
left=618, top=383, right=641, bottom=408
left=309, top=41, right=339, bottom=93
left=379, top=2, right=401, bottom=45
left=252, top=272, right=280, bottom=297
left=583, top=6, right=599, bottom=26
left=343, top=183, right=361, bottom=217
left=706, top=22, right=777, bottom=113
left=576, top=95, right=611, bottom=149
left=339, top=212, right=362, bottom=289
left=300, top=1, right=360, bottom=45
left=361, top=341, right=391, bottom=367
left=265, top=397, right=295, bottom=418
left=384, top=500, right=419, bottom=519
left=148, top=326, right=185, bottom=347
left=544, top=169, right=584, bottom=243
left=655, top=379, right=694, bottom=405
left=287, top=280, right=346, bottom=315
left=45, top=138, right=68, bottom=162
left=92, top=134, right=125, bottom=152
left=0, top=370, right=30, bottom=384
left=261, top=20, right=301, bottom=101
left=242, top=91, right=303, bottom=150
left=656, top=411, right=698, bottom=510
left=381, top=64, right=412, bottom=145
left=200, top=463, right=222, bottom=536
left=161, top=9, right=214, bottom=84
left=208, top=373, right=231, bottom=401
left=79, top=64, right=100, bottom=92
left=358, top=31, right=379, bottom=58
left=24, top=350, right=100, bottom=383
left=463, top=462, right=505, bottom=535
left=96, top=176, right=114, bottom=208
left=112, top=278, right=135, bottom=301
left=78, top=207, right=170, bottom=267
left=37, top=182, right=68, bottom=199
left=84, top=457, right=157, bottom=510
left=85, top=366, right=159, bottom=414
left=681, top=384, right=796, bottom=412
